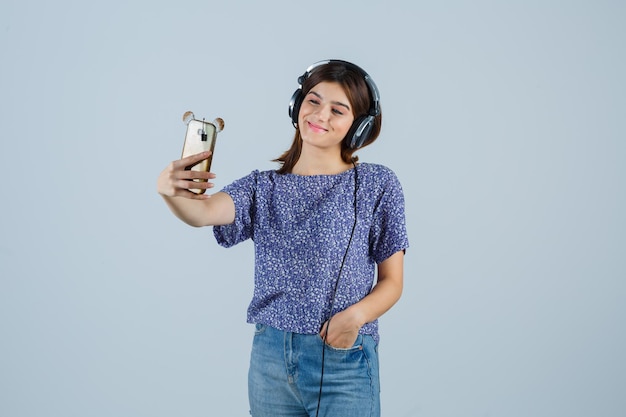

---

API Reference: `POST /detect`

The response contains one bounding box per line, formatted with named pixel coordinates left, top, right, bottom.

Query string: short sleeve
left=213, top=170, right=258, bottom=247
left=369, top=170, right=409, bottom=263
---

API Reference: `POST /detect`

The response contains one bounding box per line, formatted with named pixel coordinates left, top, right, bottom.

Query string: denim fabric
left=248, top=324, right=380, bottom=417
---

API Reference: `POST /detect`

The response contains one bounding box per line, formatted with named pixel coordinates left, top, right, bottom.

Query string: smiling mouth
left=307, top=121, right=328, bottom=133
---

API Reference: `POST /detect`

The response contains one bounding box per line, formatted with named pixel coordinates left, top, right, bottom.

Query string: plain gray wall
left=1, top=1, right=624, bottom=416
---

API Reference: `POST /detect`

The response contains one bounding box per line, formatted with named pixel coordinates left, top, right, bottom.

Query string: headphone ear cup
left=346, top=115, right=375, bottom=149
left=289, top=88, right=303, bottom=127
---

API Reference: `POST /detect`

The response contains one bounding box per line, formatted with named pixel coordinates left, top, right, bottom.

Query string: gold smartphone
left=181, top=113, right=223, bottom=194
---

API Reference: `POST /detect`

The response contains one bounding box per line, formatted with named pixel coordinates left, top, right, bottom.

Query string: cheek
left=297, top=109, right=307, bottom=127
left=339, top=117, right=355, bottom=133
left=297, top=102, right=312, bottom=123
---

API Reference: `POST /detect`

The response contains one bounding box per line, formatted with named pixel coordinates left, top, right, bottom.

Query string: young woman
left=157, top=59, right=409, bottom=417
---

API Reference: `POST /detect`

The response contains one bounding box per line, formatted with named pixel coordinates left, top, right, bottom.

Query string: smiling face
left=298, top=81, right=355, bottom=152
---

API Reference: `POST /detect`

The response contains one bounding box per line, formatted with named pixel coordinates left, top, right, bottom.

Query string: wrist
left=345, top=304, right=367, bottom=328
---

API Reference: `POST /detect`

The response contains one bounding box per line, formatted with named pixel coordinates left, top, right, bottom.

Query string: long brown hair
left=274, top=61, right=383, bottom=174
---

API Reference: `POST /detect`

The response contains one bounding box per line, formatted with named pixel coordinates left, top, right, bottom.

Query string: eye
left=332, top=108, right=344, bottom=116
left=308, top=98, right=320, bottom=105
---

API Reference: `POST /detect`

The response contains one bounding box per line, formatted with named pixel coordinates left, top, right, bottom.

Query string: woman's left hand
left=319, top=308, right=364, bottom=349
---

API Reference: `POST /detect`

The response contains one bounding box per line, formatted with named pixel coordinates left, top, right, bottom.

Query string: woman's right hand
left=157, top=151, right=216, bottom=200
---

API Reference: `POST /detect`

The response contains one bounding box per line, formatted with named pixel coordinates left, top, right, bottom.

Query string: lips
left=307, top=121, right=328, bottom=133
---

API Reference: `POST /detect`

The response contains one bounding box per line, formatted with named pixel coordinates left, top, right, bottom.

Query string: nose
left=314, top=104, right=331, bottom=121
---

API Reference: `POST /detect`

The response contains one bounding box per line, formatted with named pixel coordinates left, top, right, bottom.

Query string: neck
left=292, top=160, right=353, bottom=176
left=292, top=148, right=353, bottom=175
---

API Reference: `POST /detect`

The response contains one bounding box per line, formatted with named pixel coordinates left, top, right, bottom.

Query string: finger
left=174, top=151, right=212, bottom=169
left=319, top=321, right=328, bottom=338
left=171, top=182, right=213, bottom=199
left=174, top=179, right=214, bottom=192
left=178, top=189, right=211, bottom=200
left=177, top=169, right=216, bottom=180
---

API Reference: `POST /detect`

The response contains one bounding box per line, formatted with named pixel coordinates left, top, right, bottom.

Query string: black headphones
left=288, top=59, right=381, bottom=149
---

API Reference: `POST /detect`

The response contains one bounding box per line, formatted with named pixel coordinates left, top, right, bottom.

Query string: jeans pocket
left=318, top=333, right=364, bottom=352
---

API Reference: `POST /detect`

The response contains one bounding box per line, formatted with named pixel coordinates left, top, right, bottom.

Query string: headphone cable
left=315, top=162, right=358, bottom=417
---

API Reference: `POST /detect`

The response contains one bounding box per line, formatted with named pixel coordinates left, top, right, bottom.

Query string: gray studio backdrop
left=1, top=1, right=624, bottom=416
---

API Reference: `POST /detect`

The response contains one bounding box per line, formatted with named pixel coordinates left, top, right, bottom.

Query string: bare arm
left=320, top=250, right=405, bottom=348
left=157, top=151, right=235, bottom=227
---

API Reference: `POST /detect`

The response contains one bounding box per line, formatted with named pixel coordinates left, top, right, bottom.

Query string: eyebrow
left=309, top=90, right=351, bottom=112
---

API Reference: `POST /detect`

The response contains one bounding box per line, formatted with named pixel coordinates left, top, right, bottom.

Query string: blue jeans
left=248, top=324, right=380, bottom=417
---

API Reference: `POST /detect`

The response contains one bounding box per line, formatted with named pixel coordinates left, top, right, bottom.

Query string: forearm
left=161, top=195, right=212, bottom=227
left=346, top=251, right=405, bottom=326
left=322, top=252, right=404, bottom=348
left=348, top=274, right=403, bottom=326
left=161, top=191, right=235, bottom=227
